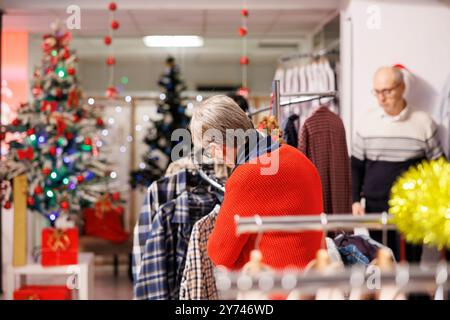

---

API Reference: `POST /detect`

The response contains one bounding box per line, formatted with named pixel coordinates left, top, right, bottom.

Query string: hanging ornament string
left=239, top=0, right=249, bottom=98
left=105, top=2, right=119, bottom=98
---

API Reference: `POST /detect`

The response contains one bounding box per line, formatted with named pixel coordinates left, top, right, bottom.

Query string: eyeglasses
left=372, top=82, right=402, bottom=97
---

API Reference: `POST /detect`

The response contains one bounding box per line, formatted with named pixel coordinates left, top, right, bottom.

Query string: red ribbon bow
left=17, top=147, right=34, bottom=160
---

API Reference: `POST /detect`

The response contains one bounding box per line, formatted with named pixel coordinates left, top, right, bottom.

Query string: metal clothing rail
left=247, top=93, right=337, bottom=117
left=270, top=80, right=338, bottom=122
left=234, top=213, right=395, bottom=235
left=278, top=48, right=339, bottom=63
left=215, top=263, right=450, bottom=299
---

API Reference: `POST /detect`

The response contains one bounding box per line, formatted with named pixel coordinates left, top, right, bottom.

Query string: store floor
left=0, top=265, right=133, bottom=300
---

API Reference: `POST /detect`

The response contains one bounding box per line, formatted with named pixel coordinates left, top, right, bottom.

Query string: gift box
left=14, top=285, right=72, bottom=300
left=41, top=227, right=78, bottom=266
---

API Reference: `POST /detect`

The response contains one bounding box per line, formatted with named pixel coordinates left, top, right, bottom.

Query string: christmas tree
left=0, top=26, right=123, bottom=225
left=129, top=56, right=189, bottom=189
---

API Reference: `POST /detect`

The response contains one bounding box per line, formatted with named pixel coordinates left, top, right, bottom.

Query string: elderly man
left=351, top=66, right=443, bottom=262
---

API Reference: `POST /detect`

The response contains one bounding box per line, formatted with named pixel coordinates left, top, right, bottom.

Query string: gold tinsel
left=389, top=157, right=450, bottom=249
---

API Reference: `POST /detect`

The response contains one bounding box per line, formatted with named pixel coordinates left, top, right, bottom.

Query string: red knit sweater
left=207, top=144, right=324, bottom=270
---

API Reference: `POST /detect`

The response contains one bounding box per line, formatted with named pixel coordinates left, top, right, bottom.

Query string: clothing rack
left=234, top=213, right=395, bottom=235
left=247, top=94, right=335, bottom=117
left=214, top=263, right=450, bottom=299
left=270, top=80, right=338, bottom=122
left=278, top=48, right=339, bottom=63
left=197, top=168, right=225, bottom=193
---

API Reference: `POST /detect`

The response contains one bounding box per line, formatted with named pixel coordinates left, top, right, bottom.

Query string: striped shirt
left=351, top=105, right=443, bottom=203
left=352, top=106, right=442, bottom=162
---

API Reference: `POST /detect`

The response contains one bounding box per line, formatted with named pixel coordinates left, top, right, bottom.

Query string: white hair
left=190, top=95, right=254, bottom=149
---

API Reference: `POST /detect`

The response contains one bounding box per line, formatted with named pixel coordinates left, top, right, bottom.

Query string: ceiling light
left=143, top=36, right=204, bottom=48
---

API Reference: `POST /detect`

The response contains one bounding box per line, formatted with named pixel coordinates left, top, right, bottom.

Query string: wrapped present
left=83, top=195, right=129, bottom=244
left=14, top=285, right=72, bottom=300
left=41, top=227, right=78, bottom=266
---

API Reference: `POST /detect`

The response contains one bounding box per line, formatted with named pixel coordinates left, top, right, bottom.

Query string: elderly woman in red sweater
left=190, top=95, right=323, bottom=270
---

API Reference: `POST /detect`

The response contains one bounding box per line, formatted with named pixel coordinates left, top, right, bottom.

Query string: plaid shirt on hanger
left=179, top=206, right=220, bottom=300
left=132, top=172, right=183, bottom=283
left=134, top=188, right=218, bottom=300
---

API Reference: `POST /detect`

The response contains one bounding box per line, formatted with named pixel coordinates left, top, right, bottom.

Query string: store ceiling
left=2, top=0, right=340, bottom=38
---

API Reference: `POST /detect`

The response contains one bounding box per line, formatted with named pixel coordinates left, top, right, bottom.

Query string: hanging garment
left=179, top=206, right=220, bottom=300
left=433, top=73, right=450, bottom=159
left=283, top=114, right=300, bottom=148
left=299, top=107, right=351, bottom=214
left=132, top=172, right=184, bottom=282
left=134, top=189, right=218, bottom=300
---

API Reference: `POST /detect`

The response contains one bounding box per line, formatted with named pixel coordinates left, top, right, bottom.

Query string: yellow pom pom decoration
left=389, top=157, right=450, bottom=249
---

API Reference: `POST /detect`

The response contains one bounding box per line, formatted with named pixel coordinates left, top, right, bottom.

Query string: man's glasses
left=372, top=82, right=401, bottom=97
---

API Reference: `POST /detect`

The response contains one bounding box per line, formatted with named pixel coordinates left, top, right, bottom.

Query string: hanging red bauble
left=241, top=9, right=249, bottom=17
left=109, top=2, right=117, bottom=11
left=55, top=88, right=63, bottom=98
left=106, top=56, right=116, bottom=66
left=84, top=137, right=92, bottom=146
left=49, top=146, right=57, bottom=156
left=105, top=86, right=118, bottom=99
left=27, top=196, right=35, bottom=206
left=63, top=49, right=70, bottom=59
left=77, top=175, right=84, bottom=183
left=111, top=20, right=120, bottom=30
left=111, top=192, right=121, bottom=201
left=66, top=132, right=74, bottom=140
left=0, top=133, right=5, bottom=141
left=104, top=36, right=112, bottom=45
left=42, top=167, right=51, bottom=176
left=12, top=119, right=20, bottom=126
left=96, top=118, right=104, bottom=126
left=34, top=185, right=43, bottom=195
left=27, top=128, right=35, bottom=136
left=73, top=114, right=80, bottom=123
left=238, top=27, right=247, bottom=37
left=67, top=67, right=75, bottom=75
left=240, top=56, right=249, bottom=65
left=3, top=201, right=11, bottom=209
left=60, top=201, right=69, bottom=210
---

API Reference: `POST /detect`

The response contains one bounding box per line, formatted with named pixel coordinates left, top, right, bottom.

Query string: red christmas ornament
left=109, top=2, right=117, bottom=11
left=0, top=133, right=5, bottom=141
left=42, top=167, right=51, bottom=176
left=49, top=146, right=57, bottom=156
left=238, top=27, right=247, bottom=37
left=3, top=201, right=11, bottom=209
left=240, top=56, right=249, bottom=65
left=105, top=86, right=118, bottom=99
left=55, top=88, right=63, bottom=98
left=73, top=115, right=80, bottom=123
left=12, top=119, right=20, bottom=126
left=111, top=20, right=120, bottom=30
left=111, top=192, right=121, bottom=201
left=84, top=137, right=92, bottom=146
left=34, top=185, right=43, bottom=195
left=27, top=128, right=35, bottom=136
left=66, top=132, right=74, bottom=140
left=106, top=56, right=116, bottom=66
left=27, top=196, right=35, bottom=206
left=104, top=36, right=112, bottom=45
left=241, top=9, right=249, bottom=17
left=60, top=201, right=69, bottom=210
left=77, top=175, right=84, bottom=183
left=67, top=67, right=75, bottom=75
left=63, top=49, right=70, bottom=59
left=96, top=118, right=104, bottom=126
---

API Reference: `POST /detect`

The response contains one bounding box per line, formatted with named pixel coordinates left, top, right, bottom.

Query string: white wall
left=340, top=0, right=450, bottom=146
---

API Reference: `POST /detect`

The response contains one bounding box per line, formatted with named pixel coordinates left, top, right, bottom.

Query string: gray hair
left=190, top=95, right=254, bottom=149
left=392, top=67, right=405, bottom=85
